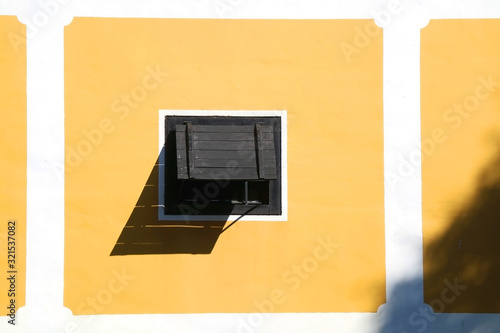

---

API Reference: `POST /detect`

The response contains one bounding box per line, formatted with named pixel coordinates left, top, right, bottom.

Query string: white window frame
left=158, top=109, right=288, bottom=221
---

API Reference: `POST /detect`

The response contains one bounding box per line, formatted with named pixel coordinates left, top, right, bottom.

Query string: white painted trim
left=26, top=24, right=65, bottom=309
left=67, top=313, right=380, bottom=333
left=15, top=22, right=73, bottom=333
left=158, top=110, right=288, bottom=222
left=383, top=19, right=425, bottom=303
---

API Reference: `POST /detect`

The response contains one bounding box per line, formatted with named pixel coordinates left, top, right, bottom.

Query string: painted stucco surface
left=0, top=15, right=26, bottom=314
left=64, top=18, right=385, bottom=314
left=422, top=19, right=500, bottom=313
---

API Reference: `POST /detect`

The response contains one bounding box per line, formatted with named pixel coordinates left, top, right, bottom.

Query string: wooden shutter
left=175, top=123, right=277, bottom=180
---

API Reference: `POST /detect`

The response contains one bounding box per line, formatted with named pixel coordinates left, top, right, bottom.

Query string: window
left=163, top=115, right=282, bottom=216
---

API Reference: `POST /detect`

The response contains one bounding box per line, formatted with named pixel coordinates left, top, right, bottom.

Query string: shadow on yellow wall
left=423, top=146, right=500, bottom=313
left=378, top=148, right=500, bottom=332
left=110, top=157, right=227, bottom=255
left=420, top=19, right=500, bottom=314
left=378, top=19, right=500, bottom=333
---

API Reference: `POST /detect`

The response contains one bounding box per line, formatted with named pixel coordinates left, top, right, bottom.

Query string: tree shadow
left=110, top=158, right=231, bottom=256
left=423, top=148, right=500, bottom=314
left=378, top=147, right=500, bottom=332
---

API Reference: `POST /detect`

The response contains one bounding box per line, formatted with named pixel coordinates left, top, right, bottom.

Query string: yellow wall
left=0, top=16, right=26, bottom=313
left=422, top=19, right=500, bottom=313
left=64, top=18, right=385, bottom=314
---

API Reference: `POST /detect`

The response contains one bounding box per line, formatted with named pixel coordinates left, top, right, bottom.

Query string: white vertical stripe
left=383, top=16, right=428, bottom=303
left=18, top=21, right=72, bottom=333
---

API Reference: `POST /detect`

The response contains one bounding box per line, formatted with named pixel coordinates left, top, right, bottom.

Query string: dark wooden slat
left=190, top=149, right=275, bottom=160
left=176, top=154, right=188, bottom=175
left=175, top=123, right=278, bottom=180
left=176, top=124, right=273, bottom=133
left=192, top=125, right=274, bottom=133
left=175, top=140, right=274, bottom=151
left=175, top=130, right=185, bottom=142
left=176, top=170, right=187, bottom=179
left=175, top=124, right=186, bottom=133
left=178, top=167, right=277, bottom=180
left=177, top=156, right=276, bottom=168
left=186, top=122, right=194, bottom=178
left=175, top=130, right=188, bottom=177
left=175, top=132, right=275, bottom=141
left=175, top=132, right=183, bottom=148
